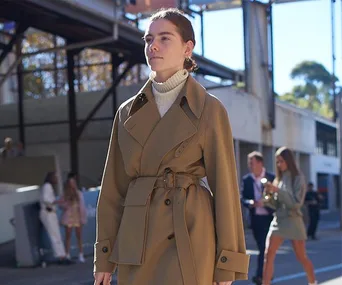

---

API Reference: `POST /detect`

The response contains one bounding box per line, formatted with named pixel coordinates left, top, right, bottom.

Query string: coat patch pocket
left=109, top=177, right=156, bottom=265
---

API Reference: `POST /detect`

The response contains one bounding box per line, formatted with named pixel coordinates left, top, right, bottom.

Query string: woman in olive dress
left=263, top=147, right=317, bottom=285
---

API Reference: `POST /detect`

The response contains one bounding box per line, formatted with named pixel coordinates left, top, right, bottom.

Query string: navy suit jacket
left=241, top=171, right=275, bottom=217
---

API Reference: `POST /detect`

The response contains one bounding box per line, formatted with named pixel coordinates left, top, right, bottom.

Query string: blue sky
left=191, top=0, right=342, bottom=95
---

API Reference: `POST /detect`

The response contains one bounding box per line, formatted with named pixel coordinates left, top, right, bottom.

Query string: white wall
left=264, top=102, right=316, bottom=153
left=0, top=81, right=338, bottom=192
left=1, top=81, right=263, bottom=186
left=311, top=155, right=340, bottom=180
left=0, top=189, right=40, bottom=244
left=212, top=88, right=262, bottom=143
left=310, top=154, right=340, bottom=211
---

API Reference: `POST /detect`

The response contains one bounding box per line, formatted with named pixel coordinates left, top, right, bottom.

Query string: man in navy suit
left=241, top=151, right=275, bottom=285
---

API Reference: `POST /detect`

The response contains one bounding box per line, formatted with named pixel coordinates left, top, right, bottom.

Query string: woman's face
left=68, top=178, right=77, bottom=189
left=144, top=19, right=193, bottom=82
left=276, top=155, right=288, bottom=173
left=50, top=173, right=57, bottom=185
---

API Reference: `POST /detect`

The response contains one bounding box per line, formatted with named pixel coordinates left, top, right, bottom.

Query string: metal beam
left=338, top=0, right=342, bottom=230
left=200, top=10, right=205, bottom=56
left=16, top=31, right=25, bottom=147
left=21, top=37, right=118, bottom=57
left=111, top=54, right=120, bottom=116
left=24, top=0, right=114, bottom=34
left=0, top=22, right=27, bottom=66
left=268, top=4, right=275, bottom=128
left=0, top=60, right=114, bottom=76
left=0, top=36, right=129, bottom=89
left=0, top=0, right=242, bottom=81
left=67, top=48, right=79, bottom=176
left=0, top=56, right=23, bottom=88
left=242, top=0, right=250, bottom=93
left=195, top=54, right=244, bottom=81
left=0, top=117, right=115, bottom=130
left=77, top=60, right=133, bottom=138
left=189, top=0, right=314, bottom=11
left=331, top=0, right=337, bottom=121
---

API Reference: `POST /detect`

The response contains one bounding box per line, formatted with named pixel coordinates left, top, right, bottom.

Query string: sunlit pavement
left=236, top=214, right=342, bottom=285
left=0, top=212, right=341, bottom=285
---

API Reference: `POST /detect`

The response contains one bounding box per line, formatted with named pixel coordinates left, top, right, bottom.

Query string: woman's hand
left=213, top=282, right=233, bottom=285
left=93, top=272, right=112, bottom=285
left=265, top=182, right=278, bottom=193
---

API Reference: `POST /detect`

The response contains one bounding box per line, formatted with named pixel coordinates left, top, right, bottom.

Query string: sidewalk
left=0, top=211, right=340, bottom=285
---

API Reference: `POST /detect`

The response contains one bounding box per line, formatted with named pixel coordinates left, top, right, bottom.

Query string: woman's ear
left=184, top=40, right=194, bottom=58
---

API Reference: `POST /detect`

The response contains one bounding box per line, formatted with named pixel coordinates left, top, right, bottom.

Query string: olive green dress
left=265, top=171, right=307, bottom=240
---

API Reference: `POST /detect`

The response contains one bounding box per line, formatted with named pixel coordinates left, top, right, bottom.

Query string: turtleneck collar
left=149, top=69, right=189, bottom=93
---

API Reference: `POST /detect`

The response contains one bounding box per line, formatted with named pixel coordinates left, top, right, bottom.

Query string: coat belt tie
left=154, top=169, right=199, bottom=285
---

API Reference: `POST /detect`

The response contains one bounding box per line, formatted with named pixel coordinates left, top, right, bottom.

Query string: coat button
left=164, top=199, right=171, bottom=206
left=102, top=246, right=108, bottom=253
left=220, top=256, right=228, bottom=263
left=167, top=234, right=174, bottom=240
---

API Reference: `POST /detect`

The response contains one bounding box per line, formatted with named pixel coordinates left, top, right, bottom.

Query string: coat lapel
left=124, top=101, right=160, bottom=146
left=140, top=103, right=197, bottom=174
left=248, top=175, right=255, bottom=200
left=123, top=75, right=206, bottom=175
left=123, top=82, right=160, bottom=146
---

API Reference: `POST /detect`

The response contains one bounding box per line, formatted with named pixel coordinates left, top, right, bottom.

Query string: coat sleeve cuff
left=93, top=239, right=116, bottom=273
left=214, top=250, right=250, bottom=281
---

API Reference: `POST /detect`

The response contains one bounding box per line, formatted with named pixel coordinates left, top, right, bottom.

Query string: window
left=316, top=122, right=337, bottom=157
left=327, top=142, right=337, bottom=157
left=316, top=140, right=324, bottom=155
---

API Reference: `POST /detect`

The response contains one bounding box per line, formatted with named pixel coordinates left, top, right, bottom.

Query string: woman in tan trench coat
left=94, top=8, right=249, bottom=285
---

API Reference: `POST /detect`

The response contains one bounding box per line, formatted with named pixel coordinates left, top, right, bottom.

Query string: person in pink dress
left=60, top=173, right=87, bottom=263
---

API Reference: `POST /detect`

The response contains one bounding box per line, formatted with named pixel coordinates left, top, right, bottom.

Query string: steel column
left=77, top=59, right=132, bottom=138
left=16, top=31, right=25, bottom=147
left=0, top=23, right=27, bottom=65
left=67, top=48, right=79, bottom=176
left=111, top=54, right=119, bottom=115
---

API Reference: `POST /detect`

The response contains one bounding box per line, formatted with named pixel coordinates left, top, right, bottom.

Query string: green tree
left=280, top=61, right=339, bottom=119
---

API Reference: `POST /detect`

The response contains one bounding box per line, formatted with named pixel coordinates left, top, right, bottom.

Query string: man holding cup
left=241, top=151, right=275, bottom=285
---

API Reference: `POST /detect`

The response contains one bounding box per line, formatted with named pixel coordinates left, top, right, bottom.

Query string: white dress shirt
left=251, top=168, right=269, bottom=215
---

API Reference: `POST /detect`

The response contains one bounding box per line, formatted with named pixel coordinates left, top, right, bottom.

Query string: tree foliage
left=280, top=61, right=339, bottom=119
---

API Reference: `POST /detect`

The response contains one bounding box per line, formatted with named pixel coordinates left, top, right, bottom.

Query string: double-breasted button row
left=167, top=234, right=174, bottom=240
left=220, top=256, right=228, bottom=263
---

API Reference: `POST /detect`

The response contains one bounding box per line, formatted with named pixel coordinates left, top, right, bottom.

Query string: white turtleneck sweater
left=150, top=69, right=189, bottom=117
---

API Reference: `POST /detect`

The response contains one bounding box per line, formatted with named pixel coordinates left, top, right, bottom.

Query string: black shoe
left=252, top=276, right=262, bottom=285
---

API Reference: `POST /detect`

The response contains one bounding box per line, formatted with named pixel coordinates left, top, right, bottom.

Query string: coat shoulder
left=242, top=173, right=251, bottom=181
left=203, top=93, right=230, bottom=123
left=205, top=93, right=226, bottom=112
left=116, top=96, right=137, bottom=122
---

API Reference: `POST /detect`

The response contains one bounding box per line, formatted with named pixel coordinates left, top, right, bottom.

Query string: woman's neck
left=150, top=69, right=188, bottom=94
left=152, top=67, right=188, bottom=83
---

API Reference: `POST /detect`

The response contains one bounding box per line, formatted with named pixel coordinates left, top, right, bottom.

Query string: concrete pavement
left=0, top=211, right=341, bottom=285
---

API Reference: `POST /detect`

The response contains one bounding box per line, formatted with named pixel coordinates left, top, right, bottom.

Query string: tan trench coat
left=94, top=76, right=250, bottom=284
